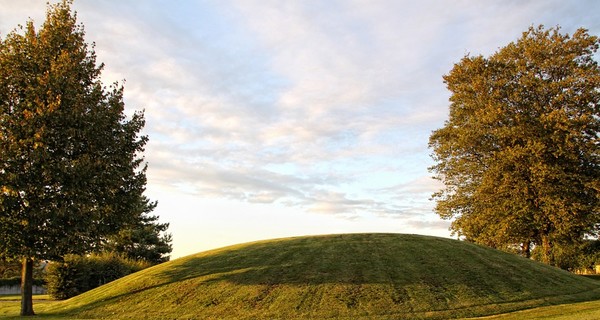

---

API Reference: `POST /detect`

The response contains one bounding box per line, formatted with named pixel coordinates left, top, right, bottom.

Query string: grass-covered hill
left=39, top=233, right=600, bottom=319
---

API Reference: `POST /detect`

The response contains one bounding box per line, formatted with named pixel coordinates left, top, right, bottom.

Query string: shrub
left=0, top=277, right=45, bottom=287
left=46, top=253, right=151, bottom=300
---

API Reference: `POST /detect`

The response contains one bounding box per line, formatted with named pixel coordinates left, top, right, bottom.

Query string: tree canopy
left=0, top=1, right=151, bottom=315
left=429, top=26, right=600, bottom=266
left=104, top=196, right=172, bottom=264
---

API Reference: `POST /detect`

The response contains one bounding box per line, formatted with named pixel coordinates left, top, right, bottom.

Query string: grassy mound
left=42, top=234, right=600, bottom=319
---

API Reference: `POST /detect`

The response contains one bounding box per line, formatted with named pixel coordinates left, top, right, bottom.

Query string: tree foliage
left=0, top=259, right=45, bottom=279
left=532, top=240, right=600, bottom=272
left=429, top=26, right=600, bottom=266
left=103, top=196, right=172, bottom=264
left=0, top=1, right=150, bottom=314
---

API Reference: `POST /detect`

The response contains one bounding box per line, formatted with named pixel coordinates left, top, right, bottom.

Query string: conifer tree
left=104, top=196, right=173, bottom=264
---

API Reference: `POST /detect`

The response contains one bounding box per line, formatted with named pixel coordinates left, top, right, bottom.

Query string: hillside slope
left=44, top=234, right=600, bottom=319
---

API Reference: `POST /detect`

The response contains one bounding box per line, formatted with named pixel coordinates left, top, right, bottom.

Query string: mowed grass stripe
left=3, top=233, right=600, bottom=319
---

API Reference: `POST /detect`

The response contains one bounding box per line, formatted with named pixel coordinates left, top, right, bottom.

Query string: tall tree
left=0, top=1, right=149, bottom=315
left=429, top=26, right=600, bottom=265
left=104, top=196, right=173, bottom=264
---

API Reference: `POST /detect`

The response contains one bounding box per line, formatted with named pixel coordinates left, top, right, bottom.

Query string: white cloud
left=130, top=0, right=599, bottom=218
left=1, top=0, right=599, bottom=255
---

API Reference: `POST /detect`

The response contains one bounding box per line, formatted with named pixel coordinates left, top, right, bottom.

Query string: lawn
left=469, top=300, right=600, bottom=319
left=3, top=296, right=600, bottom=319
left=1, top=234, right=600, bottom=319
left=0, top=295, right=56, bottom=319
left=2, top=297, right=600, bottom=319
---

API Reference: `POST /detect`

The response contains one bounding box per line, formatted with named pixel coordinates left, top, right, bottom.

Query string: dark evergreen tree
left=104, top=196, right=172, bottom=264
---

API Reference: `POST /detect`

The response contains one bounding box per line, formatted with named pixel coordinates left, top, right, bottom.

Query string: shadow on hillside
left=100, top=233, right=596, bottom=291
left=38, top=234, right=600, bottom=318
left=158, top=234, right=434, bottom=286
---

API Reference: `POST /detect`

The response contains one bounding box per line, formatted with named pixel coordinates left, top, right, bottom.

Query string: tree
left=0, top=1, right=149, bottom=315
left=429, top=26, right=600, bottom=266
left=104, top=196, right=173, bottom=264
left=537, top=240, right=600, bottom=272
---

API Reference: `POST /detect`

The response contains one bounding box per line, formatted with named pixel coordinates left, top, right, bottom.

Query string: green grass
left=0, top=295, right=54, bottom=319
left=2, top=233, right=600, bottom=319
left=468, top=299, right=600, bottom=319
left=0, top=295, right=50, bottom=301
left=0, top=296, right=20, bottom=302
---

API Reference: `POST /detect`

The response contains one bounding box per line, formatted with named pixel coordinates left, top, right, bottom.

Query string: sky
left=1, top=1, right=599, bottom=259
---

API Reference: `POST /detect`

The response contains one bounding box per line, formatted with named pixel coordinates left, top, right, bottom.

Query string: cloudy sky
left=1, top=1, right=599, bottom=258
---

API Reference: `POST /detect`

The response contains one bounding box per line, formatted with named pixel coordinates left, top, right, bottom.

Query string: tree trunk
left=20, top=257, right=35, bottom=316
left=541, top=235, right=553, bottom=266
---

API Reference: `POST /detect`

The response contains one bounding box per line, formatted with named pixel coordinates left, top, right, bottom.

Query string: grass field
left=1, top=233, right=600, bottom=319
left=3, top=296, right=600, bottom=319
left=468, top=299, right=600, bottom=319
